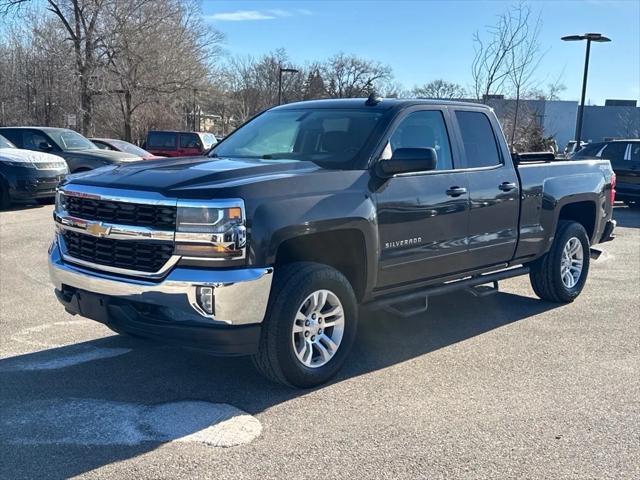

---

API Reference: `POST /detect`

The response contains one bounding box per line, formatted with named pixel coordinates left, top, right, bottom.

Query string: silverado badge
left=385, top=237, right=422, bottom=249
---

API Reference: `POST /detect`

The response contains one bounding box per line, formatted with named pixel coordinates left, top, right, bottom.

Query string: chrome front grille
left=56, top=186, right=179, bottom=278
left=61, top=230, right=174, bottom=273
left=62, top=194, right=176, bottom=229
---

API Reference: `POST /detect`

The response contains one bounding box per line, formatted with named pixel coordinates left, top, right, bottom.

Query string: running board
left=466, top=281, right=499, bottom=297
left=368, top=266, right=529, bottom=318
left=589, top=248, right=602, bottom=260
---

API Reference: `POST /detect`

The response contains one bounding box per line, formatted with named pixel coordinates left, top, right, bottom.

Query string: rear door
left=146, top=132, right=178, bottom=157
left=374, top=107, right=471, bottom=288
left=178, top=133, right=204, bottom=156
left=451, top=109, right=520, bottom=269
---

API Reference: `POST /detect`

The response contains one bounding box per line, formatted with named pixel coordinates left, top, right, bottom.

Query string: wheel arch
left=556, top=198, right=598, bottom=244
left=273, top=227, right=372, bottom=302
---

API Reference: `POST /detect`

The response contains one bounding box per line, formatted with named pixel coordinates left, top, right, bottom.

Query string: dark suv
left=144, top=130, right=217, bottom=157
left=573, top=139, right=640, bottom=208
left=0, top=127, right=142, bottom=173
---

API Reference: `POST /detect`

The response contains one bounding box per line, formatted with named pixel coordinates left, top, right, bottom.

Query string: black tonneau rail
left=512, top=152, right=557, bottom=164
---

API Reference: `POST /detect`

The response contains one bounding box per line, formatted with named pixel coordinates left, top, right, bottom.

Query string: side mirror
left=38, top=141, right=54, bottom=152
left=376, top=147, right=437, bottom=177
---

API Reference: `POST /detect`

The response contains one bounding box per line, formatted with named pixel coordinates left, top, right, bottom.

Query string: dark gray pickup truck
left=48, top=98, right=616, bottom=387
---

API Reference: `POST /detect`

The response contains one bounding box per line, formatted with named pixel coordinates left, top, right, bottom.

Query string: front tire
left=252, top=262, right=358, bottom=388
left=529, top=220, right=590, bottom=303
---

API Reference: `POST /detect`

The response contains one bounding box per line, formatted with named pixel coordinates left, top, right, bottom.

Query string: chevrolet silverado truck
left=49, top=98, right=616, bottom=387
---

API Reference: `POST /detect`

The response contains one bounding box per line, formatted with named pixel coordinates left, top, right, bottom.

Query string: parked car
left=0, top=127, right=142, bottom=173
left=572, top=139, right=640, bottom=208
left=49, top=98, right=616, bottom=387
left=564, top=140, right=588, bottom=158
left=0, top=134, right=68, bottom=209
left=144, top=130, right=217, bottom=157
left=90, top=138, right=163, bottom=160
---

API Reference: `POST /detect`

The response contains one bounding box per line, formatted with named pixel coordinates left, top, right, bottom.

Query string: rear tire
left=252, top=262, right=358, bottom=388
left=529, top=220, right=590, bottom=303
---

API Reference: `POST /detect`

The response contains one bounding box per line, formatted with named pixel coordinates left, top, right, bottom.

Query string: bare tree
left=412, top=80, right=466, bottom=99
left=220, top=50, right=305, bottom=123
left=0, top=15, right=77, bottom=127
left=531, top=76, right=567, bottom=101
left=321, top=53, right=392, bottom=98
left=101, top=0, right=222, bottom=140
left=471, top=2, right=531, bottom=102
left=302, top=67, right=326, bottom=100
left=617, top=108, right=640, bottom=138
left=506, top=6, right=544, bottom=147
left=1, top=0, right=112, bottom=134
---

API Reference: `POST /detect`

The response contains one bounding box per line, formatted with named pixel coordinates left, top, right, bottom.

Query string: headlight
left=174, top=199, right=246, bottom=261
left=54, top=190, right=64, bottom=214
left=35, top=161, right=68, bottom=170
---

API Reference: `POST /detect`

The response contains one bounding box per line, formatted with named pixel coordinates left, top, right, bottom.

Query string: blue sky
left=202, top=0, right=640, bottom=105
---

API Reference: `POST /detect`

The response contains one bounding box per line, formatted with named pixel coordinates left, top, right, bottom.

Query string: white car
left=0, top=134, right=68, bottom=208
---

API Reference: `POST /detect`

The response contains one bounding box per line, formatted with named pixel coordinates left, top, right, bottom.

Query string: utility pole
left=278, top=67, right=299, bottom=105
left=561, top=33, right=611, bottom=150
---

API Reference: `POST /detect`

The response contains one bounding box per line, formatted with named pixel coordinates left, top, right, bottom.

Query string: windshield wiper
left=261, top=153, right=298, bottom=160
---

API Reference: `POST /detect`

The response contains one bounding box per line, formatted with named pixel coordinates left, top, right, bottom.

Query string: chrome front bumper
left=48, top=239, right=273, bottom=326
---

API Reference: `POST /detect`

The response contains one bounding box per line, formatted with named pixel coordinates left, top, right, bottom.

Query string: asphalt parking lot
left=0, top=203, right=638, bottom=480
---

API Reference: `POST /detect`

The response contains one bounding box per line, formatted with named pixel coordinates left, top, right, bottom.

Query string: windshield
left=211, top=109, right=384, bottom=168
left=109, top=139, right=149, bottom=156
left=0, top=134, right=16, bottom=149
left=48, top=129, right=98, bottom=151
left=573, top=143, right=603, bottom=157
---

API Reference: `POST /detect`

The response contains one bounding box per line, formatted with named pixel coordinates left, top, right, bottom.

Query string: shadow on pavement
left=613, top=204, right=640, bottom=228
left=0, top=201, right=51, bottom=213
left=0, top=290, right=559, bottom=479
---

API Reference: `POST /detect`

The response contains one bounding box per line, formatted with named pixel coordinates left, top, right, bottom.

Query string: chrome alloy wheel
left=560, top=237, right=584, bottom=288
left=291, top=289, right=345, bottom=368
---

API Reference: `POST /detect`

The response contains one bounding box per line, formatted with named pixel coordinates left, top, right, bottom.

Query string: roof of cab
left=273, top=97, right=490, bottom=111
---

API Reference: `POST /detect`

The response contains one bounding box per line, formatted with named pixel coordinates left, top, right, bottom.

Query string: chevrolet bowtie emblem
left=85, top=221, right=112, bottom=238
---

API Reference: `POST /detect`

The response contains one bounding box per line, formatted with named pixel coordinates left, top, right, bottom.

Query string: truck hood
left=65, top=156, right=324, bottom=195
left=62, top=149, right=141, bottom=163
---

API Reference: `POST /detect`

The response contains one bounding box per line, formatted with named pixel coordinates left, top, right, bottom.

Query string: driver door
left=373, top=107, right=470, bottom=289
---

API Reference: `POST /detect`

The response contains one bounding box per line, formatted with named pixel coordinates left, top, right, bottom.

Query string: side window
left=630, top=143, right=640, bottom=162
left=455, top=111, right=502, bottom=168
left=600, top=142, right=627, bottom=165
left=147, top=132, right=176, bottom=149
left=23, top=131, right=51, bottom=150
left=387, top=110, right=453, bottom=170
left=179, top=133, right=201, bottom=149
left=575, top=143, right=603, bottom=157
left=0, top=130, right=22, bottom=147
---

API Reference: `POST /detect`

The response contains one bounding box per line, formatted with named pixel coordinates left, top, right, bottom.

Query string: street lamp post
left=561, top=33, right=611, bottom=151
left=278, top=67, right=299, bottom=105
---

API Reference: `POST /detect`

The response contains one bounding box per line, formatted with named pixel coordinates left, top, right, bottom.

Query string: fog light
left=196, top=286, right=214, bottom=315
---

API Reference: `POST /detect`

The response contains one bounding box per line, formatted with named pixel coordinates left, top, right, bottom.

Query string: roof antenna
left=365, top=92, right=382, bottom=106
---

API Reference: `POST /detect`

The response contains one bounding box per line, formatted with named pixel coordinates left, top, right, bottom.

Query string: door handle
left=446, top=186, right=467, bottom=197
left=499, top=182, right=517, bottom=192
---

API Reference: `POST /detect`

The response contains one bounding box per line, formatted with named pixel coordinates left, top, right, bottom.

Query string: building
left=462, top=95, right=640, bottom=150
